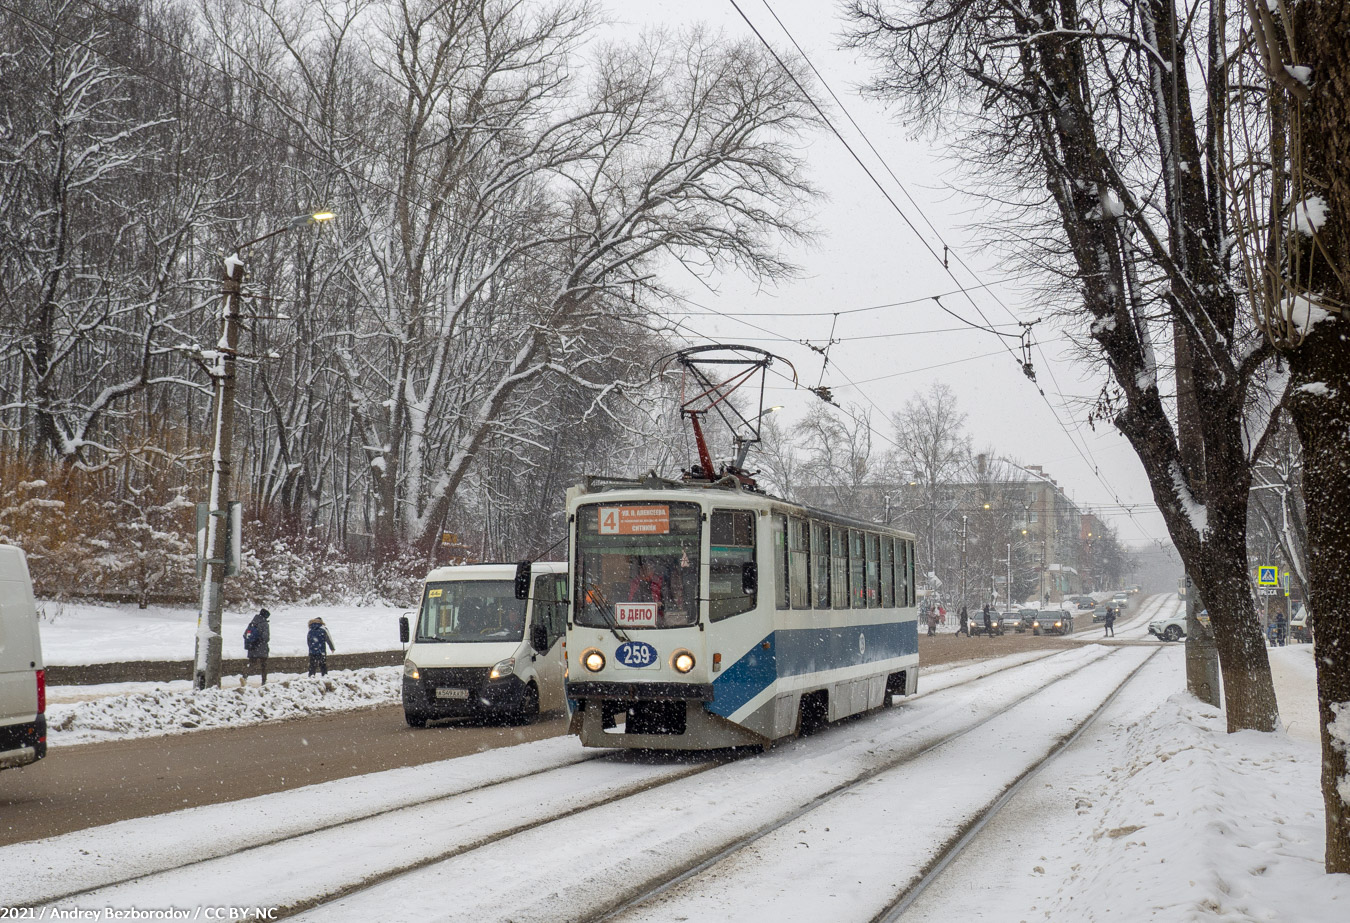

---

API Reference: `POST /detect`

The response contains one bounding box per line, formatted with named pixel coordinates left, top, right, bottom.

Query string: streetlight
left=193, top=210, right=336, bottom=690
left=731, top=405, right=782, bottom=469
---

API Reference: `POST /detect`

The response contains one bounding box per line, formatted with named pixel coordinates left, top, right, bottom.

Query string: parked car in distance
left=977, top=612, right=1009, bottom=634
left=1290, top=606, right=1312, bottom=644
left=999, top=609, right=1030, bottom=634
left=1032, top=609, right=1073, bottom=636
left=1149, top=609, right=1210, bottom=642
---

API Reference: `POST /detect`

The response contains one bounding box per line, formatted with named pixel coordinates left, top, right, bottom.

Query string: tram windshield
left=575, top=501, right=702, bottom=629
left=415, top=580, right=527, bottom=643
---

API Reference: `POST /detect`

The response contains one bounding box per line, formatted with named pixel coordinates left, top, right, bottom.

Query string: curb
left=46, top=650, right=405, bottom=685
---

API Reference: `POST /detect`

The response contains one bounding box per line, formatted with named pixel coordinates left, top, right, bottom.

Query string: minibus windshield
left=416, top=580, right=526, bottom=643
left=575, top=502, right=701, bottom=629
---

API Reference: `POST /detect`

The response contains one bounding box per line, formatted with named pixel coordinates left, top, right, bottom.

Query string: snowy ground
left=36, top=599, right=408, bottom=664
left=8, top=596, right=1343, bottom=922
left=45, top=667, right=401, bottom=746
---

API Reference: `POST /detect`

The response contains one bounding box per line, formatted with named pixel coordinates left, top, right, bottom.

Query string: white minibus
left=399, top=562, right=567, bottom=727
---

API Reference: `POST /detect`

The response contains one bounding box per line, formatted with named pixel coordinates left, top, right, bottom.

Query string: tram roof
left=573, top=473, right=916, bottom=541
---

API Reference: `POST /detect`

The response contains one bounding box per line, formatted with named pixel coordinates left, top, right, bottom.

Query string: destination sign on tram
left=615, top=602, right=659, bottom=627
left=598, top=505, right=670, bottom=535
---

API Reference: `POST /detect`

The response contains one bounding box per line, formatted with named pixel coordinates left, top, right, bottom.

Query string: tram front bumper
left=566, top=681, right=764, bottom=750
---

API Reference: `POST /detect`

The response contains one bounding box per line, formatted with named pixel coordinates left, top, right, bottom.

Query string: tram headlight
left=403, top=661, right=420, bottom=680
left=581, top=648, right=606, bottom=673
left=671, top=650, right=696, bottom=674
left=489, top=657, right=515, bottom=681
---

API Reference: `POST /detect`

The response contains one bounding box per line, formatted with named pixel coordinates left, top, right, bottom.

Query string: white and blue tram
left=564, top=474, right=920, bottom=750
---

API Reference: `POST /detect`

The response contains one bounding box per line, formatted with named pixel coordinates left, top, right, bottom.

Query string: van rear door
left=0, top=545, right=45, bottom=769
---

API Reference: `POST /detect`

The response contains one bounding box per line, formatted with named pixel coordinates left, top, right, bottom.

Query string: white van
left=1, top=545, right=46, bottom=770
left=400, top=562, right=567, bottom=727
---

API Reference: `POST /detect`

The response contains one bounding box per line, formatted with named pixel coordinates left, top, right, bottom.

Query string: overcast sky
left=611, top=0, right=1174, bottom=552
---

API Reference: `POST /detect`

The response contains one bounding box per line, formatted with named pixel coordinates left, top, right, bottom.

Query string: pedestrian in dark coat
left=982, top=604, right=993, bottom=637
left=307, top=617, right=336, bottom=676
left=243, top=609, right=270, bottom=685
left=957, top=605, right=969, bottom=637
left=1104, top=606, right=1116, bottom=638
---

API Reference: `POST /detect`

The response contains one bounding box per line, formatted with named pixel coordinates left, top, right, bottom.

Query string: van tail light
left=36, top=669, right=46, bottom=714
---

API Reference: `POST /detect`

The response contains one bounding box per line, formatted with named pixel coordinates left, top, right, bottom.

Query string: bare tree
left=1238, top=0, right=1350, bottom=871
left=963, top=451, right=1031, bottom=607
left=846, top=0, right=1280, bottom=732
left=0, top=0, right=224, bottom=464
left=227, top=0, right=818, bottom=565
left=890, top=382, right=969, bottom=589
left=793, top=402, right=880, bottom=520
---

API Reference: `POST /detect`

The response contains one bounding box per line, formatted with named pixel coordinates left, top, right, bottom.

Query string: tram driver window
left=710, top=509, right=756, bottom=621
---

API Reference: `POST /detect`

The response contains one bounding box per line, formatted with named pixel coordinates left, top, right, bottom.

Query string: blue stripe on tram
left=710, top=620, right=918, bottom=718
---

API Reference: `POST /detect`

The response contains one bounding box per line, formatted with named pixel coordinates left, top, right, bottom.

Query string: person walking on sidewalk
left=957, top=605, right=969, bottom=637
left=1104, top=606, right=1116, bottom=638
left=242, top=608, right=270, bottom=685
left=307, top=617, right=336, bottom=676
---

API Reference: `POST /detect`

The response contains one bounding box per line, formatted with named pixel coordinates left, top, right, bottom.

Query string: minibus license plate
left=435, top=687, right=469, bottom=700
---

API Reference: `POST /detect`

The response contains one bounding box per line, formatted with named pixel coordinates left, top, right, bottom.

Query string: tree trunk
left=1284, top=0, right=1350, bottom=873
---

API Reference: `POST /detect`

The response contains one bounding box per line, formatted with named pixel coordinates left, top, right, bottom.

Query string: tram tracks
left=590, top=646, right=1159, bottom=923
left=26, top=642, right=1145, bottom=920
left=279, top=645, right=1128, bottom=921
left=870, top=647, right=1160, bottom=923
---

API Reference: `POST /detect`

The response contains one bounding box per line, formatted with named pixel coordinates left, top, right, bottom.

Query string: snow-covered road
left=13, top=641, right=1153, bottom=920
left=10, top=594, right=1344, bottom=923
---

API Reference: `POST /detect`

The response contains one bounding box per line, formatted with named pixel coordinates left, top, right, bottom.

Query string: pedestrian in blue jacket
left=243, top=609, right=270, bottom=685
left=307, top=617, right=335, bottom=676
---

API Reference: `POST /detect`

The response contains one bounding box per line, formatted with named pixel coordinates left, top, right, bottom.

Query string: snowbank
left=46, top=667, right=401, bottom=746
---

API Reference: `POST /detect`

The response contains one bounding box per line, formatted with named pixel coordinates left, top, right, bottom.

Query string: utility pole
left=193, top=254, right=244, bottom=690
left=192, top=210, right=335, bottom=690
left=1006, top=542, right=1012, bottom=610
left=960, top=515, right=968, bottom=610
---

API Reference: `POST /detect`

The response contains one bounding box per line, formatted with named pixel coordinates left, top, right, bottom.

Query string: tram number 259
left=615, top=641, right=658, bottom=668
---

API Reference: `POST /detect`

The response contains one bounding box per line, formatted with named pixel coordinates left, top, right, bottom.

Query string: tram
left=562, top=346, right=919, bottom=750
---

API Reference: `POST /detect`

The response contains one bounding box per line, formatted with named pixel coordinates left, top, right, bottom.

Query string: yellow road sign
left=1257, top=566, right=1279, bottom=587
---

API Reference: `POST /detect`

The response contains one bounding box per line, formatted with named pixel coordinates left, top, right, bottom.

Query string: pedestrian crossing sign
left=1257, top=566, right=1279, bottom=586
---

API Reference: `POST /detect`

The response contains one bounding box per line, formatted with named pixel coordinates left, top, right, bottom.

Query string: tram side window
left=812, top=522, right=831, bottom=609
left=906, top=539, right=917, bottom=606
left=866, top=533, right=880, bottom=608
left=880, top=537, right=894, bottom=607
left=830, top=526, right=849, bottom=609
left=849, top=530, right=866, bottom=609
left=789, top=519, right=811, bottom=609
left=710, top=509, right=756, bottom=621
left=896, top=539, right=909, bottom=608
left=771, top=514, right=789, bottom=611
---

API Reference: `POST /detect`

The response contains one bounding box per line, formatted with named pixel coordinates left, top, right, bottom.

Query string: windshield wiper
left=583, top=581, right=630, bottom=643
